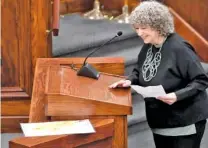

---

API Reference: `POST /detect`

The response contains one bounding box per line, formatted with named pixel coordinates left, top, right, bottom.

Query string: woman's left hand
left=157, top=93, right=177, bottom=105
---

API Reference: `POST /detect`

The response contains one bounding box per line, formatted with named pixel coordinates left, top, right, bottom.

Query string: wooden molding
left=1, top=87, right=30, bottom=100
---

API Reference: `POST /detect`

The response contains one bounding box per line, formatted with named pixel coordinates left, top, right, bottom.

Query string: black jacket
left=128, top=33, right=208, bottom=128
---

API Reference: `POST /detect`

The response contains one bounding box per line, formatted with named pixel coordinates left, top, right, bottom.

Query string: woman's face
left=132, top=24, right=160, bottom=44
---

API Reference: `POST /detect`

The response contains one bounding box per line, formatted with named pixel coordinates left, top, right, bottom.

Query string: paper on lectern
left=20, top=119, right=95, bottom=137
left=131, top=85, right=166, bottom=98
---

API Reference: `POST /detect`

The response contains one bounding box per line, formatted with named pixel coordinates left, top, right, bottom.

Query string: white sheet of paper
left=131, top=85, right=166, bottom=98
left=21, top=119, right=95, bottom=137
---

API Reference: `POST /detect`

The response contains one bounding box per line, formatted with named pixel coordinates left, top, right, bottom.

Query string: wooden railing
left=170, top=8, right=208, bottom=62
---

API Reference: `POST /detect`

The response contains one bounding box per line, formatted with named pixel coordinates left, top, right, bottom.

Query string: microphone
left=77, top=31, right=123, bottom=79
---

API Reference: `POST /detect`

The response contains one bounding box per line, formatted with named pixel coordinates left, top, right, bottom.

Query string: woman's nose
left=136, top=29, right=142, bottom=36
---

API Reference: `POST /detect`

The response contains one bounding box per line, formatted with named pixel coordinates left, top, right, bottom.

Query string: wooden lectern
left=9, top=58, right=132, bottom=148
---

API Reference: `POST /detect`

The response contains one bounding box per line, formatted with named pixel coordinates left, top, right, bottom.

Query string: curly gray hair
left=129, top=0, right=174, bottom=37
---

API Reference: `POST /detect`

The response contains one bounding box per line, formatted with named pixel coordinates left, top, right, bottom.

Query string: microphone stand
left=77, top=32, right=122, bottom=79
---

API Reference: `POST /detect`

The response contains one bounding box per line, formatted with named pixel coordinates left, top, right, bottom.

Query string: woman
left=109, top=1, right=208, bottom=148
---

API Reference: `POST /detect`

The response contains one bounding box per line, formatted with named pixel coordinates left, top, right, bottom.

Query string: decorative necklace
left=142, top=37, right=167, bottom=82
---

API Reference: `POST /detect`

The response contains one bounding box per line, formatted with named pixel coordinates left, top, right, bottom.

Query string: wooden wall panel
left=2, top=0, right=21, bottom=87
left=18, top=0, right=32, bottom=95
left=1, top=0, right=31, bottom=98
left=165, top=0, right=208, bottom=40
left=60, top=0, right=94, bottom=14
left=1, top=0, right=52, bottom=133
left=1, top=0, right=32, bottom=98
left=99, top=0, right=124, bottom=10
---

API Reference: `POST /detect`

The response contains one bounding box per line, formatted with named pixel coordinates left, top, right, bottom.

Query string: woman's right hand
left=109, top=80, right=131, bottom=88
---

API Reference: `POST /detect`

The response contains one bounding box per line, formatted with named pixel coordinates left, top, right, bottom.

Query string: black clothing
left=153, top=120, right=207, bottom=148
left=128, top=33, right=208, bottom=128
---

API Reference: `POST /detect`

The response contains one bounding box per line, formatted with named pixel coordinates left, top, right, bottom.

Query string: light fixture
left=113, top=0, right=129, bottom=23
left=83, top=0, right=104, bottom=20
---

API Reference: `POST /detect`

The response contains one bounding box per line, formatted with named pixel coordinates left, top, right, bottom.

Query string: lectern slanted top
left=45, top=66, right=132, bottom=116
